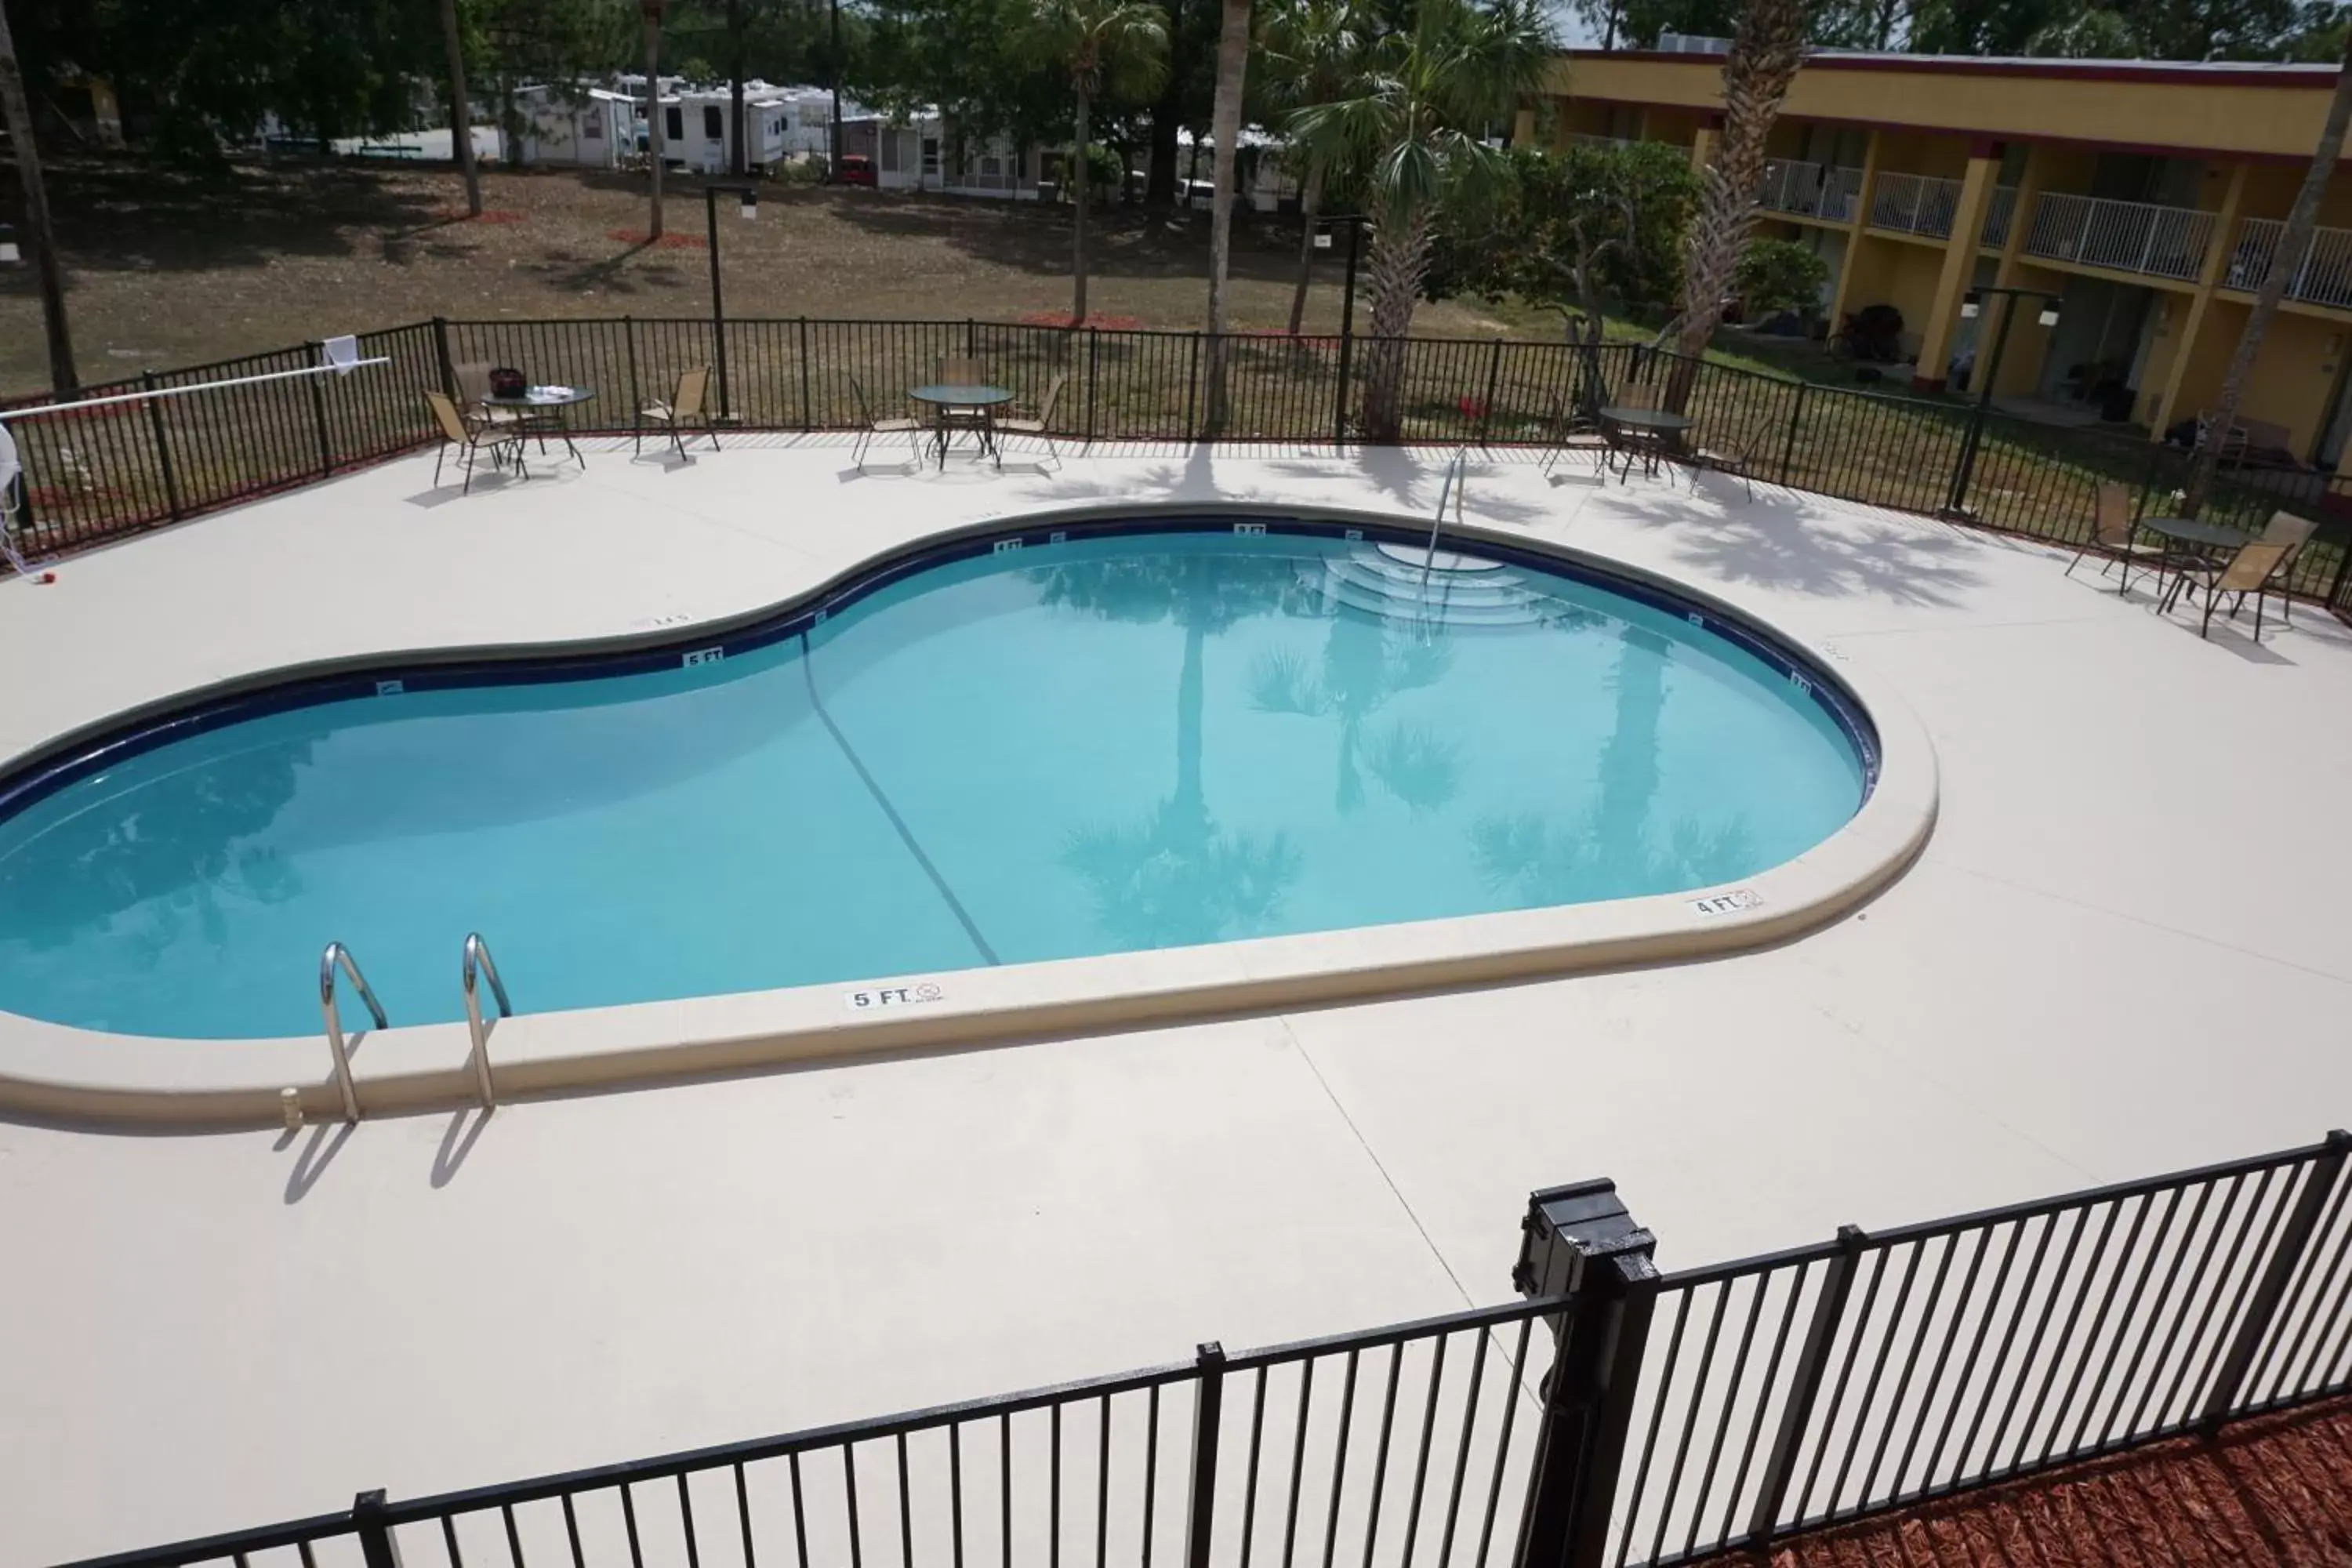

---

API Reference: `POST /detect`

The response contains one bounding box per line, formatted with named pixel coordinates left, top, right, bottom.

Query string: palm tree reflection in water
left=1036, top=548, right=1308, bottom=949
left=1247, top=609, right=1461, bottom=816
left=1471, top=625, right=1755, bottom=906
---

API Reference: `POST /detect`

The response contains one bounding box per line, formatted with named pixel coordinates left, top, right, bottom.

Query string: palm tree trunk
left=2182, top=31, right=2352, bottom=519
left=1661, top=0, right=1806, bottom=408
left=0, top=0, right=74, bottom=395
left=644, top=5, right=666, bottom=240
left=1202, top=0, right=1252, bottom=434
left=1072, top=89, right=1091, bottom=325
left=1358, top=207, right=1432, bottom=442
left=1287, top=156, right=1326, bottom=337
left=437, top=0, right=482, bottom=216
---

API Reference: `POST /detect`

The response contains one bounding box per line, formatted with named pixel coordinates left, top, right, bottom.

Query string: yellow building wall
left=1541, top=55, right=2352, bottom=164
left=1990, top=263, right=2071, bottom=396
left=1872, top=131, right=1970, bottom=180
left=1838, top=238, right=1947, bottom=356
left=2136, top=296, right=2188, bottom=426
left=2229, top=309, right=2347, bottom=456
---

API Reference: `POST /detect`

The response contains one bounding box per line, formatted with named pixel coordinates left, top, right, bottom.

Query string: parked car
left=837, top=154, right=876, bottom=187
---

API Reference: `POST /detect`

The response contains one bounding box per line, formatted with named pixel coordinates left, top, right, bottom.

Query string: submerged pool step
left=1300, top=552, right=1573, bottom=628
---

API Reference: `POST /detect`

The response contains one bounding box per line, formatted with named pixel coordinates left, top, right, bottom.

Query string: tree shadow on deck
left=1609, top=481, right=1989, bottom=610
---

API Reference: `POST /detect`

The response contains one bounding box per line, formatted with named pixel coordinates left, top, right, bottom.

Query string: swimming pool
left=0, top=519, right=1873, bottom=1041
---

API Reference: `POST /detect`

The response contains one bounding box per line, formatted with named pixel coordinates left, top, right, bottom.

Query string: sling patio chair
left=2159, top=538, right=2293, bottom=641
left=993, top=373, right=1068, bottom=469
left=2063, top=482, right=2169, bottom=595
left=637, top=365, right=719, bottom=459
left=424, top=390, right=522, bottom=494
left=848, top=376, right=923, bottom=472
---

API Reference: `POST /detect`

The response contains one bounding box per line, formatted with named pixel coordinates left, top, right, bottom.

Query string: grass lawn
left=0, top=157, right=1542, bottom=396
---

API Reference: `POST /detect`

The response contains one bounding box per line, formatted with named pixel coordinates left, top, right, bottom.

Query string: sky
left=1547, top=0, right=1604, bottom=47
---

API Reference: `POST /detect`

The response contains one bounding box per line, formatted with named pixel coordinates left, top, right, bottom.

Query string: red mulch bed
left=606, top=228, right=706, bottom=248
left=1715, top=1400, right=2352, bottom=1567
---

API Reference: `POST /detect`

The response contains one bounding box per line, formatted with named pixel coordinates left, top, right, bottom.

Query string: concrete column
left=1911, top=150, right=2002, bottom=391
left=1689, top=116, right=1716, bottom=175
left=2153, top=162, right=2250, bottom=437
left=1826, top=130, right=1883, bottom=332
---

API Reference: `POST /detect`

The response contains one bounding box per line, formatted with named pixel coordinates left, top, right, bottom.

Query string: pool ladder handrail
left=463, top=932, right=512, bottom=1109
left=319, top=941, right=387, bottom=1123
left=1417, top=447, right=1472, bottom=602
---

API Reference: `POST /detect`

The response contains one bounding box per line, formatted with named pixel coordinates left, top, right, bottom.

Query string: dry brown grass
left=0, top=157, right=1512, bottom=396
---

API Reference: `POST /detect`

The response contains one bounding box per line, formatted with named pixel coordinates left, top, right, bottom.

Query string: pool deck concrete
left=4, top=436, right=2351, bottom=1563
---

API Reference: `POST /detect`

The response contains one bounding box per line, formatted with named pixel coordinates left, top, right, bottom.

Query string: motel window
left=665, top=105, right=683, bottom=141
left=583, top=113, right=601, bottom=140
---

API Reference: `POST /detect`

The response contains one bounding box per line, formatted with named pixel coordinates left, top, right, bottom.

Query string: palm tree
left=1658, top=0, right=1807, bottom=404
left=1287, top=0, right=1553, bottom=441
left=1201, top=0, right=1254, bottom=432
left=0, top=0, right=74, bottom=394
left=1262, top=0, right=1370, bottom=336
left=2181, top=29, right=2352, bottom=519
left=438, top=0, right=485, bottom=218
left=1033, top=0, right=1169, bottom=326
left=643, top=0, right=668, bottom=240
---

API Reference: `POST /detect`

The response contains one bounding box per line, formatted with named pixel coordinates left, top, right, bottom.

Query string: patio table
left=907, top=383, right=1014, bottom=469
left=2138, top=515, right=2252, bottom=610
left=481, top=385, right=596, bottom=470
left=1599, top=406, right=1693, bottom=481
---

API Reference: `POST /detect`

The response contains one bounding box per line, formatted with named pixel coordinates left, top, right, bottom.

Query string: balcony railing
left=1981, top=184, right=2020, bottom=249
left=2024, top=191, right=2215, bottom=281
left=1756, top=158, right=1864, bottom=222
left=1567, top=132, right=1634, bottom=152
left=1868, top=171, right=1964, bottom=238
left=2225, top=216, right=2352, bottom=310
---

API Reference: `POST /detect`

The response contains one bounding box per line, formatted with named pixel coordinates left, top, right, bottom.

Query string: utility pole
left=0, top=0, right=74, bottom=395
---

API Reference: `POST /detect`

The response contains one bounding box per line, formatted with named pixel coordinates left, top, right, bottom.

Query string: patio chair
left=1604, top=383, right=1675, bottom=484
left=1529, top=394, right=1609, bottom=477
left=2159, top=539, right=2292, bottom=641
left=933, top=355, right=994, bottom=441
left=637, top=365, right=719, bottom=459
left=848, top=376, right=923, bottom=472
left=993, top=374, right=1067, bottom=469
left=1690, top=438, right=1755, bottom=502
left=2255, top=510, right=2318, bottom=626
left=2063, top=482, right=2167, bottom=594
left=451, top=361, right=524, bottom=434
left=425, top=390, right=521, bottom=493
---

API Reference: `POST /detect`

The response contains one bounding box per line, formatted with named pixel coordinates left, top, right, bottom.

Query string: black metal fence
left=6, top=318, right=2350, bottom=615
left=60, top=1132, right=2352, bottom=1568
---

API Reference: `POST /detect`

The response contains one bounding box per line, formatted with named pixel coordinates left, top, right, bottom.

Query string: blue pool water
left=0, top=527, right=1869, bottom=1039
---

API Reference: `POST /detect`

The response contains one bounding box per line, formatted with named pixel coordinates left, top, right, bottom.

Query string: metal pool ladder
left=319, top=941, right=387, bottom=1123
left=462, top=932, right=512, bottom=1109
left=1417, top=446, right=1472, bottom=602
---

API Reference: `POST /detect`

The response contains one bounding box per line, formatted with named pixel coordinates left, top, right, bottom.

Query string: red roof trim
left=1562, top=48, right=2335, bottom=90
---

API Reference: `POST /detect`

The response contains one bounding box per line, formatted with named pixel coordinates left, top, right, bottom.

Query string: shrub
left=1735, top=239, right=1831, bottom=320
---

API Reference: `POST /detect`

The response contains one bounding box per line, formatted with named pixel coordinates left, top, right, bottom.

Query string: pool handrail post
left=461, top=932, right=513, bottom=1109
left=319, top=941, right=387, bottom=1123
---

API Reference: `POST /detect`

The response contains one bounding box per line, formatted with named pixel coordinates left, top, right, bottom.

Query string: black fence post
left=1509, top=1180, right=1660, bottom=1568
left=1746, top=1225, right=1867, bottom=1548
left=141, top=372, right=183, bottom=521
left=431, top=317, right=456, bottom=400
left=623, top=318, right=641, bottom=433
left=354, top=1489, right=401, bottom=1568
left=2199, top=1131, right=2352, bottom=1427
left=1333, top=328, right=1355, bottom=448
left=1185, top=332, right=1202, bottom=442
left=1183, top=1341, right=1226, bottom=1568
left=1779, top=382, right=1809, bottom=487
left=305, top=343, right=335, bottom=477
left=799, top=317, right=815, bottom=431
left=1479, top=339, right=1504, bottom=446
left=966, top=316, right=978, bottom=358
left=1085, top=328, right=1101, bottom=450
